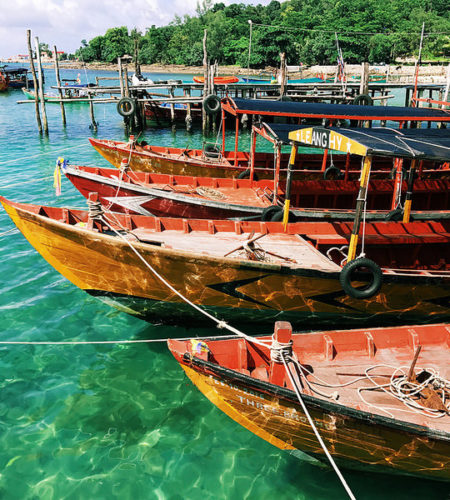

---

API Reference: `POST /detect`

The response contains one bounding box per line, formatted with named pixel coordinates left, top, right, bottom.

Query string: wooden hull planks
left=1, top=198, right=450, bottom=328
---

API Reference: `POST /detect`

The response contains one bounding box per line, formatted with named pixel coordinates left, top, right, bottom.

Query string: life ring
left=237, top=169, right=259, bottom=181
left=353, top=94, right=374, bottom=106
left=203, top=94, right=221, bottom=115
left=340, top=258, right=382, bottom=299
left=117, top=98, right=136, bottom=117
left=323, top=166, right=343, bottom=180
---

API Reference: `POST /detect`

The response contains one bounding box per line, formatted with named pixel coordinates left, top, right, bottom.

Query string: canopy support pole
left=283, top=143, right=297, bottom=230
left=273, top=141, right=281, bottom=203
left=221, top=108, right=226, bottom=154
left=321, top=149, right=329, bottom=172
left=234, top=115, right=239, bottom=166
left=391, top=158, right=404, bottom=210
left=344, top=153, right=350, bottom=181
left=403, top=159, right=418, bottom=223
left=249, top=127, right=256, bottom=182
left=347, top=155, right=372, bottom=262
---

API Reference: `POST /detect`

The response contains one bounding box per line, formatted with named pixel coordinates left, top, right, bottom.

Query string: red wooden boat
left=63, top=163, right=450, bottom=222
left=1, top=196, right=449, bottom=328
left=168, top=321, right=450, bottom=481
left=193, top=76, right=239, bottom=84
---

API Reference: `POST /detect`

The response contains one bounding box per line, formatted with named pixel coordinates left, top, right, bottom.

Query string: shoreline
left=3, top=59, right=449, bottom=82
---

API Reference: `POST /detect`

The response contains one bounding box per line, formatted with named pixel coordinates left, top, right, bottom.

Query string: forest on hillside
left=75, top=0, right=450, bottom=67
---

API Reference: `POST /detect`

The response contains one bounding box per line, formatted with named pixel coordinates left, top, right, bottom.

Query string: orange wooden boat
left=168, top=321, right=450, bottom=481
left=64, top=164, right=450, bottom=222
left=193, top=76, right=239, bottom=84
left=1, top=196, right=449, bottom=328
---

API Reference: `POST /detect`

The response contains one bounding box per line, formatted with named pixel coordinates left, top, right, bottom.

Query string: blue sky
left=0, top=0, right=272, bottom=58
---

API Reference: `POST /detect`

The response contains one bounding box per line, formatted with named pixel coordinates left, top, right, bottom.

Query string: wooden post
left=279, top=52, right=286, bottom=97
left=347, top=156, right=372, bottom=262
left=123, top=66, right=130, bottom=98
left=26, top=30, right=42, bottom=134
left=53, top=45, right=66, bottom=127
left=202, top=29, right=209, bottom=135
left=360, top=62, right=369, bottom=96
left=89, top=93, right=97, bottom=132
left=234, top=115, right=239, bottom=166
left=134, top=37, right=139, bottom=75
left=118, top=57, right=124, bottom=98
left=169, top=85, right=175, bottom=125
left=35, top=36, right=48, bottom=134
left=185, top=87, right=192, bottom=132
left=269, top=321, right=292, bottom=386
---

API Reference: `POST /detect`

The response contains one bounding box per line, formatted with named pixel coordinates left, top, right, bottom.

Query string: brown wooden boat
left=1, top=197, right=449, bottom=328
left=64, top=164, right=450, bottom=222
left=168, top=321, right=450, bottom=481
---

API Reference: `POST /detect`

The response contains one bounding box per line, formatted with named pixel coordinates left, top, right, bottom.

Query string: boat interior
left=170, top=323, right=450, bottom=432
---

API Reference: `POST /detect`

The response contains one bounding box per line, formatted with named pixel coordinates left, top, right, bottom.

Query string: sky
left=0, top=0, right=271, bottom=58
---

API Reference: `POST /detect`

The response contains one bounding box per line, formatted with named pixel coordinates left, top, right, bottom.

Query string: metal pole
left=283, top=143, right=297, bottom=230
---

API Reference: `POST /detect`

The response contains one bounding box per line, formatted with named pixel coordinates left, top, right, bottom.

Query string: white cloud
left=0, top=0, right=269, bottom=58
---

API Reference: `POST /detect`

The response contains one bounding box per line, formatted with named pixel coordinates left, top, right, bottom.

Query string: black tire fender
left=323, top=166, right=343, bottom=180
left=340, top=257, right=382, bottom=299
left=353, top=94, right=374, bottom=106
left=237, top=169, right=259, bottom=181
left=261, top=205, right=282, bottom=221
left=385, top=208, right=403, bottom=221
left=117, top=97, right=136, bottom=117
left=203, top=94, right=221, bottom=115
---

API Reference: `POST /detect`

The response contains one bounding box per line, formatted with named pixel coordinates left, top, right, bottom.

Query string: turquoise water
left=0, top=66, right=448, bottom=500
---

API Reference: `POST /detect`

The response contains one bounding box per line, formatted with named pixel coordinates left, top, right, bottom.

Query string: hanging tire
left=237, top=169, right=259, bottom=181
left=323, top=166, right=343, bottom=180
left=353, top=94, right=374, bottom=106
left=385, top=208, right=403, bottom=221
left=340, top=258, right=382, bottom=299
left=203, top=94, right=221, bottom=115
left=204, top=144, right=220, bottom=159
left=117, top=98, right=136, bottom=117
left=261, top=205, right=282, bottom=221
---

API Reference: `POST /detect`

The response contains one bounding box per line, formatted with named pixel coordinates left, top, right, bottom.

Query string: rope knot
left=87, top=199, right=104, bottom=220
left=270, top=336, right=293, bottom=363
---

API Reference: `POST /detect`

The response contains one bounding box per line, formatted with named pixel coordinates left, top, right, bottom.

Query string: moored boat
left=193, top=76, right=239, bottom=84
left=22, top=87, right=89, bottom=103
left=63, top=163, right=450, bottom=221
left=168, top=321, right=450, bottom=481
left=1, top=197, right=449, bottom=328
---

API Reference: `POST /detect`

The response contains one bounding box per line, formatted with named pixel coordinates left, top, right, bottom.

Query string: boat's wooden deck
left=129, top=228, right=340, bottom=270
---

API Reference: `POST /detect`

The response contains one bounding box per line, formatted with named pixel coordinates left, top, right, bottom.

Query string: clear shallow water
left=0, top=66, right=448, bottom=500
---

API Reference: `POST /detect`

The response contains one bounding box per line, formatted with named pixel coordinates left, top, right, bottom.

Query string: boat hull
left=2, top=198, right=450, bottom=328
left=175, top=358, right=449, bottom=481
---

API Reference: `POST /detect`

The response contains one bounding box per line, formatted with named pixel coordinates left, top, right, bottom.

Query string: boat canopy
left=223, top=97, right=450, bottom=122
left=262, top=122, right=450, bottom=161
left=1, top=66, right=28, bottom=74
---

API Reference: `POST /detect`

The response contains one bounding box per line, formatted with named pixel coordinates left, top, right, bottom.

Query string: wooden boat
left=2, top=66, right=33, bottom=89
left=193, top=76, right=239, bottom=84
left=90, top=97, right=450, bottom=179
left=1, top=196, right=449, bottom=328
left=22, top=87, right=89, bottom=103
left=0, top=70, right=9, bottom=92
left=63, top=164, right=450, bottom=222
left=144, top=101, right=203, bottom=127
left=168, top=321, right=450, bottom=481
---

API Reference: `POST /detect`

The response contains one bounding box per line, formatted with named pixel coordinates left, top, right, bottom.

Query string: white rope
left=0, top=228, right=19, bottom=237
left=99, top=214, right=271, bottom=349
left=0, top=176, right=53, bottom=190
left=281, top=354, right=356, bottom=500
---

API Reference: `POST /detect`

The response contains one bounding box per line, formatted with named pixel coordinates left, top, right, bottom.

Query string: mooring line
left=0, top=228, right=19, bottom=237
left=0, top=176, right=53, bottom=190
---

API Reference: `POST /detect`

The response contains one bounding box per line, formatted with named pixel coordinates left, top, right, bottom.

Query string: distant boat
left=2, top=66, right=33, bottom=89
left=193, top=76, right=239, bottom=84
left=168, top=321, right=450, bottom=481
left=22, top=88, right=89, bottom=103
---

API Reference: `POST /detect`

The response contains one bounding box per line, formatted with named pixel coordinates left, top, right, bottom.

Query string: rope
left=99, top=213, right=271, bottom=349
left=0, top=228, right=19, bottom=237
left=281, top=354, right=356, bottom=500
left=0, top=175, right=53, bottom=190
